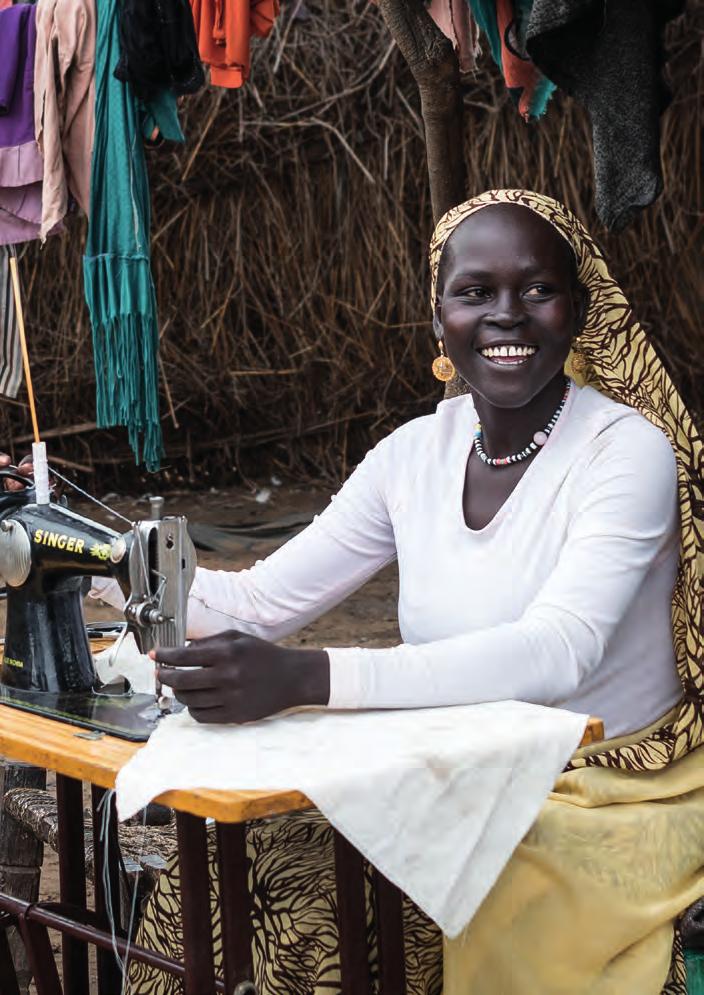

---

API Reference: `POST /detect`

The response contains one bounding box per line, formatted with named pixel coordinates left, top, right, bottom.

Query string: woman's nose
left=487, top=291, right=526, bottom=328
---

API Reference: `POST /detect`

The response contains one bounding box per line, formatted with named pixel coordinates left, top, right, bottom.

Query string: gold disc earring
left=432, top=341, right=456, bottom=382
left=569, top=347, right=589, bottom=380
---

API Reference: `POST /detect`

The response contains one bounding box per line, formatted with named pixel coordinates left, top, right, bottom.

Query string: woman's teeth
left=479, top=345, right=537, bottom=365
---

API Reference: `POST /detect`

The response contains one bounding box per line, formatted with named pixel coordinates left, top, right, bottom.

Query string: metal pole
left=56, top=775, right=89, bottom=995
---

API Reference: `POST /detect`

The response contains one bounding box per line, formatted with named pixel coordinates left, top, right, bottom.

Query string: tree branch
left=378, top=0, right=469, bottom=396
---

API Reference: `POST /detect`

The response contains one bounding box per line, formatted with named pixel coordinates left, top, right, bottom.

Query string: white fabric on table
left=115, top=700, right=587, bottom=937
left=94, top=633, right=157, bottom=695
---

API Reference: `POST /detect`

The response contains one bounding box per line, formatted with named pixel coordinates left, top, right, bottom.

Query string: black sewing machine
left=0, top=468, right=195, bottom=740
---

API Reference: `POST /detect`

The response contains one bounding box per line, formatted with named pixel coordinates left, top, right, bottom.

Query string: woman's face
left=435, top=204, right=584, bottom=409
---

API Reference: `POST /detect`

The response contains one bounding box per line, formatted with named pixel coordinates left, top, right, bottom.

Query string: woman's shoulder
left=574, top=385, right=676, bottom=464
left=373, top=394, right=474, bottom=453
left=356, top=398, right=473, bottom=495
left=372, top=394, right=475, bottom=464
left=570, top=386, right=678, bottom=518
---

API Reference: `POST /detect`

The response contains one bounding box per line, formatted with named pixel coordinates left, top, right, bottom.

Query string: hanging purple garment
left=0, top=5, right=46, bottom=245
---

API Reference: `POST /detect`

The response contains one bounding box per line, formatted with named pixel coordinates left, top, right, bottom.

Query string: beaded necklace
left=473, top=379, right=572, bottom=468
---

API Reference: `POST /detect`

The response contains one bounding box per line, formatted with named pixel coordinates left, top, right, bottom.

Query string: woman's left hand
left=151, top=631, right=330, bottom=724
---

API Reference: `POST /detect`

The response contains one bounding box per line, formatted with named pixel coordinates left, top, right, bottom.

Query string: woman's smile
left=477, top=343, right=538, bottom=366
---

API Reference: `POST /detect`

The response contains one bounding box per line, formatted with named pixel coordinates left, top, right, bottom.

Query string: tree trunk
left=377, top=0, right=466, bottom=223
left=377, top=0, right=470, bottom=397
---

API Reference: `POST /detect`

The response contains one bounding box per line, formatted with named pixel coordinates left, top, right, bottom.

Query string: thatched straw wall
left=4, top=0, right=702, bottom=489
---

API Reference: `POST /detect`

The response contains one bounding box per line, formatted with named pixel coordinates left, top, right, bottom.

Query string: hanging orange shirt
left=495, top=0, right=544, bottom=121
left=190, top=0, right=279, bottom=88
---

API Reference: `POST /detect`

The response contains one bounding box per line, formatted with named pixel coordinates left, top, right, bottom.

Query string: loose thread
left=97, top=789, right=149, bottom=989
left=121, top=807, right=148, bottom=994
left=48, top=468, right=153, bottom=635
left=48, top=467, right=133, bottom=526
left=97, top=789, right=125, bottom=973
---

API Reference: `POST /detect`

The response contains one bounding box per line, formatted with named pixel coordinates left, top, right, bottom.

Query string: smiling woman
left=434, top=203, right=585, bottom=408
left=91, top=189, right=704, bottom=995
left=430, top=204, right=589, bottom=525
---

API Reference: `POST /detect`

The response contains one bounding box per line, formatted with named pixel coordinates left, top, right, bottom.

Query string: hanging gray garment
left=0, top=247, right=22, bottom=399
left=525, top=0, right=684, bottom=231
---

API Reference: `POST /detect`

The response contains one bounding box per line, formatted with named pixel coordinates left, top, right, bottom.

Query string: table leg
left=56, top=774, right=89, bottom=995
left=215, top=822, right=254, bottom=993
left=0, top=913, right=20, bottom=995
left=91, top=785, right=123, bottom=995
left=373, top=869, right=406, bottom=995
left=176, top=812, right=216, bottom=995
left=15, top=914, right=61, bottom=995
left=333, top=829, right=370, bottom=995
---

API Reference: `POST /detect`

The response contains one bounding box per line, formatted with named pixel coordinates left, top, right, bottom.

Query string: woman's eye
left=525, top=285, right=552, bottom=298
left=462, top=287, right=490, bottom=300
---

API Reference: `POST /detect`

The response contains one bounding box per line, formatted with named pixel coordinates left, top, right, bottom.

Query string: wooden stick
left=8, top=256, right=40, bottom=445
left=45, top=455, right=95, bottom=475
left=14, top=422, right=97, bottom=445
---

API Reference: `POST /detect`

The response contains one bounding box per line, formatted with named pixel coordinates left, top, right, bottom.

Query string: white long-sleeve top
left=91, top=383, right=683, bottom=738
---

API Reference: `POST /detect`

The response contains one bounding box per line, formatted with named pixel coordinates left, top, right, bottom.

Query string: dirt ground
left=1, top=480, right=400, bottom=991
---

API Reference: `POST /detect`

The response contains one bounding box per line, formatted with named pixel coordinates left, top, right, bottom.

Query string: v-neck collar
left=455, top=381, right=581, bottom=535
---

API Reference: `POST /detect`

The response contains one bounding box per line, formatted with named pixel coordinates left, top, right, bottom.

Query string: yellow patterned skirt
left=444, top=739, right=704, bottom=995
left=127, top=722, right=704, bottom=995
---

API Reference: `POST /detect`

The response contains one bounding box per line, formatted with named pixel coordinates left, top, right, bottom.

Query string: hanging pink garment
left=427, top=0, right=479, bottom=73
left=34, top=0, right=96, bottom=241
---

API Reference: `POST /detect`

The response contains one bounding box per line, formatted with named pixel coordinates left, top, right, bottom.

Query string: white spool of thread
left=32, top=441, right=50, bottom=505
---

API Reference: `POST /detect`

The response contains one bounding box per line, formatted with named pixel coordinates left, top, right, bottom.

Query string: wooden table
left=0, top=703, right=604, bottom=995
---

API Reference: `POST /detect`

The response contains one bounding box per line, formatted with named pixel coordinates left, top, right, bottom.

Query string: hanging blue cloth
left=467, top=0, right=556, bottom=119
left=469, top=0, right=503, bottom=66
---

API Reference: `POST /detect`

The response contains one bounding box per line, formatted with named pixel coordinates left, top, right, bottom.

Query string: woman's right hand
left=0, top=453, right=33, bottom=491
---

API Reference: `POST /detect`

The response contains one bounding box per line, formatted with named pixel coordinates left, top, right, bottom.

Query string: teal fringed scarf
left=84, top=0, right=182, bottom=470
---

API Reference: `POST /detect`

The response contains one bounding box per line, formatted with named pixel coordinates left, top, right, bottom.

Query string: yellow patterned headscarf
left=430, top=189, right=704, bottom=772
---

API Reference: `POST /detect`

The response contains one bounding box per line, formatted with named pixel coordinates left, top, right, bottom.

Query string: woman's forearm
left=325, top=611, right=582, bottom=711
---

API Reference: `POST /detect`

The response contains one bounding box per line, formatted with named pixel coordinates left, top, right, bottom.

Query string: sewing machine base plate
left=0, top=685, right=181, bottom=741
